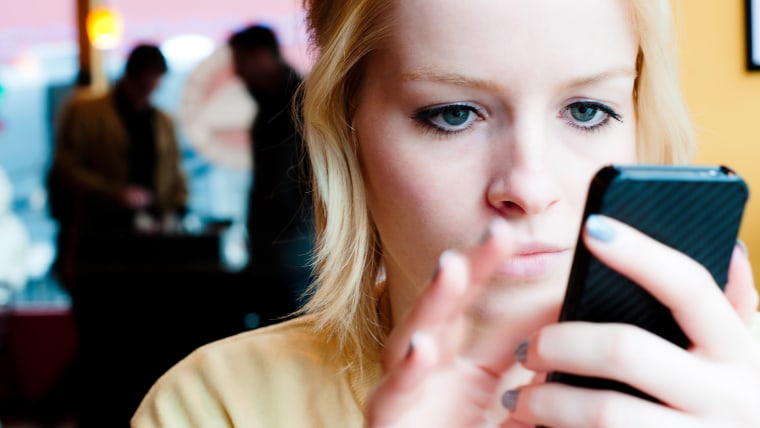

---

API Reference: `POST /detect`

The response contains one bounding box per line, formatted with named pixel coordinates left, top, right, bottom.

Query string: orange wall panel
left=675, top=0, right=760, bottom=299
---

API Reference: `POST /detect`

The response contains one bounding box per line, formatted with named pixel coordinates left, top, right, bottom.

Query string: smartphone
left=546, top=164, right=749, bottom=402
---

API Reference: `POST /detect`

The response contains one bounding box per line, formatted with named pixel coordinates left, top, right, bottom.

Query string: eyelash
left=562, top=101, right=623, bottom=133
left=411, top=103, right=484, bottom=137
left=411, top=100, right=623, bottom=137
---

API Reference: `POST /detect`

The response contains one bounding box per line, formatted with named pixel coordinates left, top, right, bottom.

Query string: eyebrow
left=401, top=70, right=499, bottom=91
left=401, top=68, right=638, bottom=91
left=559, top=69, right=638, bottom=90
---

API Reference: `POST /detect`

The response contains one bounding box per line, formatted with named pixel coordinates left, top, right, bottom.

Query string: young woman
left=132, top=0, right=760, bottom=426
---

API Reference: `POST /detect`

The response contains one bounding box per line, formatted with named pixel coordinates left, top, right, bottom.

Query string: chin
left=469, top=273, right=568, bottom=323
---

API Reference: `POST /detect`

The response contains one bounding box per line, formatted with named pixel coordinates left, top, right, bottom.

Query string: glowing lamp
left=86, top=7, right=124, bottom=50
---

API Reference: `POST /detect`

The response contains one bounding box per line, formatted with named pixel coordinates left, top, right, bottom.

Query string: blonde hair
left=300, top=0, right=696, bottom=362
left=631, top=0, right=696, bottom=163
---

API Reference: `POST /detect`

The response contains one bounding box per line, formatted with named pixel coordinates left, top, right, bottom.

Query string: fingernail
left=432, top=250, right=454, bottom=281
left=405, top=341, right=414, bottom=359
left=406, top=332, right=421, bottom=359
left=479, top=217, right=507, bottom=245
left=479, top=223, right=494, bottom=244
left=736, top=239, right=749, bottom=258
left=481, top=218, right=509, bottom=244
left=430, top=263, right=442, bottom=282
left=501, top=389, right=520, bottom=411
left=585, top=215, right=616, bottom=242
left=514, top=340, right=529, bottom=363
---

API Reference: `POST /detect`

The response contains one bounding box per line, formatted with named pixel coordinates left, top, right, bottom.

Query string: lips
left=498, top=245, right=570, bottom=279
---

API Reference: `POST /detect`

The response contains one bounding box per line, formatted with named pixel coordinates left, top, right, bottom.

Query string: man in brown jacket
left=46, top=44, right=188, bottom=427
left=48, top=44, right=187, bottom=284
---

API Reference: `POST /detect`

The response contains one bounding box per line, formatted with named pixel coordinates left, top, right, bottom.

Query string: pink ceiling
left=1, top=0, right=308, bottom=64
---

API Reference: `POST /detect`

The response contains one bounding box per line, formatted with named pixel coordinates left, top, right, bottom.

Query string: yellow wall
left=675, top=1, right=760, bottom=297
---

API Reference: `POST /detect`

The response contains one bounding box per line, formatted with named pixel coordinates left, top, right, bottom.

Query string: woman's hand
left=505, top=215, right=760, bottom=428
left=365, top=219, right=561, bottom=427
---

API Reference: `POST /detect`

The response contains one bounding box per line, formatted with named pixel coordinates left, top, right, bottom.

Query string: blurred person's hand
left=133, top=210, right=158, bottom=234
left=160, top=213, right=182, bottom=234
left=123, top=185, right=153, bottom=209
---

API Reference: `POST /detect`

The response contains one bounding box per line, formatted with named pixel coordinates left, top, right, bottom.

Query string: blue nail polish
left=478, top=225, right=493, bottom=244
left=501, top=389, right=519, bottom=411
left=736, top=239, right=749, bottom=257
left=514, top=340, right=529, bottom=363
left=585, top=215, right=616, bottom=242
left=406, top=331, right=422, bottom=359
left=405, top=341, right=414, bottom=359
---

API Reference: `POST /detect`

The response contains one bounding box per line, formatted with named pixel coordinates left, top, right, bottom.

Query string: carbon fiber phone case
left=547, top=164, right=749, bottom=401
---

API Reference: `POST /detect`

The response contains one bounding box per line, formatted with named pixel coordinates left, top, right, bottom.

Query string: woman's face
left=354, top=0, right=639, bottom=322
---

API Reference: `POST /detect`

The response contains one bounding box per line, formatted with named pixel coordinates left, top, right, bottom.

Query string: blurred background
left=0, top=0, right=312, bottom=283
left=0, top=0, right=311, bottom=426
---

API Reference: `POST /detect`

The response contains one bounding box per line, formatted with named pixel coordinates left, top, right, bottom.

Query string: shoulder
left=153, top=314, right=339, bottom=382
left=183, top=314, right=339, bottom=373
left=132, top=315, right=366, bottom=427
left=151, top=109, right=177, bottom=136
left=65, top=93, right=113, bottom=123
left=152, top=107, right=174, bottom=124
left=76, top=92, right=112, bottom=111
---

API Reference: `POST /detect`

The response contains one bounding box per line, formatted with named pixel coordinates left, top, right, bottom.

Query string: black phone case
left=546, top=164, right=749, bottom=401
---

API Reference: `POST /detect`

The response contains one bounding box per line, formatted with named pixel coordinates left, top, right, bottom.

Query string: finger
left=501, top=420, right=532, bottom=428
left=382, top=251, right=469, bottom=370
left=582, top=215, right=750, bottom=358
left=464, top=218, right=516, bottom=288
left=519, top=322, right=720, bottom=412
left=457, top=219, right=561, bottom=373
left=506, top=383, right=704, bottom=428
left=366, top=332, right=438, bottom=427
left=468, top=302, right=560, bottom=374
left=724, top=243, right=759, bottom=327
left=383, top=218, right=516, bottom=370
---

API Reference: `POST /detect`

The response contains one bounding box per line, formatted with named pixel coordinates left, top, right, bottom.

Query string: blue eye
left=564, top=101, right=622, bottom=131
left=440, top=108, right=471, bottom=126
left=412, top=103, right=483, bottom=135
left=570, top=104, right=600, bottom=122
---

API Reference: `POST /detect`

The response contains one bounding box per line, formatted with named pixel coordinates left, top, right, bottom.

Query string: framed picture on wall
left=747, top=0, right=760, bottom=70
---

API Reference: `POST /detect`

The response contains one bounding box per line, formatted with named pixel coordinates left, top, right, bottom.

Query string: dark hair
left=228, top=24, right=281, bottom=57
left=125, top=44, right=168, bottom=76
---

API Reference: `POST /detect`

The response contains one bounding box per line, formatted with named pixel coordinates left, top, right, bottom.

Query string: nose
left=486, top=122, right=561, bottom=218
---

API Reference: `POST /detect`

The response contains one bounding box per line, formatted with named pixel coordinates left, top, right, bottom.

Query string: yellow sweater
left=132, top=313, right=760, bottom=427
left=131, top=315, right=380, bottom=427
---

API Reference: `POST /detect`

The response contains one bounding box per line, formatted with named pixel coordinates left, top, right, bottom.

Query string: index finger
left=382, top=218, right=516, bottom=370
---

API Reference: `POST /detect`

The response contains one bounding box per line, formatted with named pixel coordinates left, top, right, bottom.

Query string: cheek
left=559, top=123, right=638, bottom=224
left=361, top=143, right=436, bottom=282
left=612, top=121, right=638, bottom=163
left=358, top=128, right=486, bottom=284
left=360, top=136, right=450, bottom=241
left=354, top=86, right=474, bottom=252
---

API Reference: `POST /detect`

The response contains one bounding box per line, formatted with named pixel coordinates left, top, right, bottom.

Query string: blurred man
left=229, top=25, right=314, bottom=326
left=46, top=44, right=188, bottom=427
left=47, top=44, right=187, bottom=287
